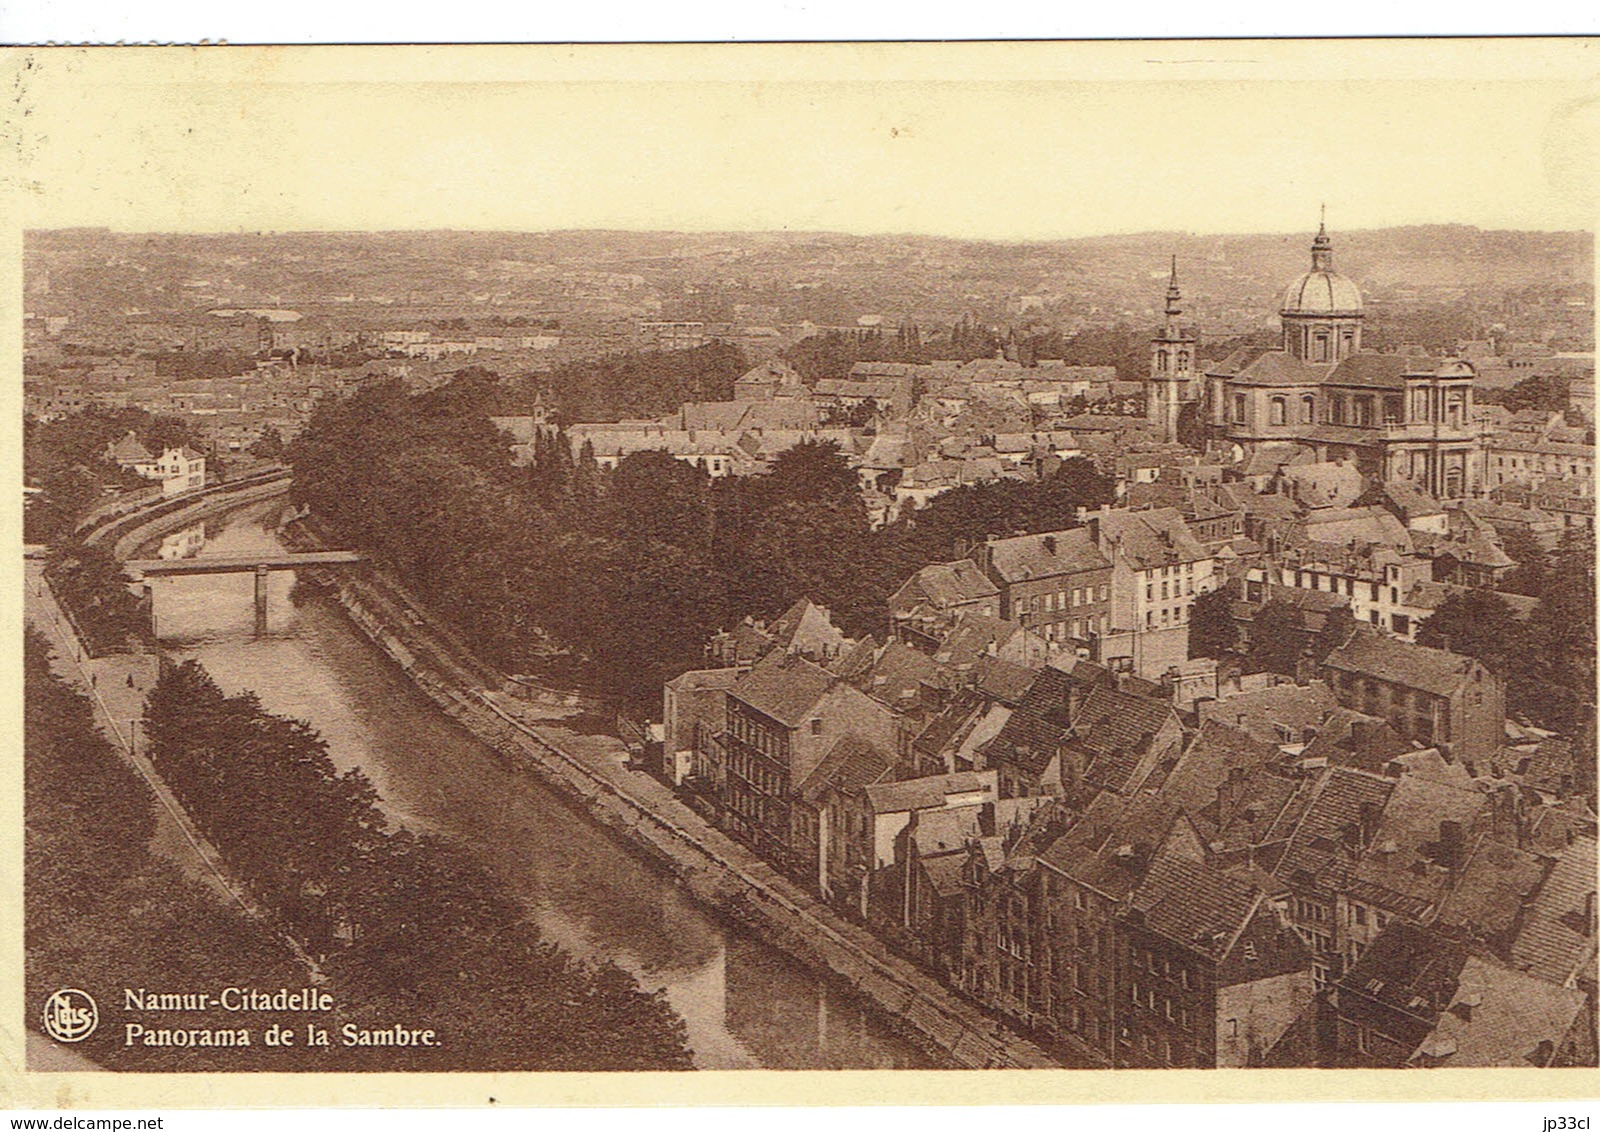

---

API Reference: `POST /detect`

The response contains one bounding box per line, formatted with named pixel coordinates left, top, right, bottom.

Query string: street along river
left=140, top=498, right=930, bottom=1070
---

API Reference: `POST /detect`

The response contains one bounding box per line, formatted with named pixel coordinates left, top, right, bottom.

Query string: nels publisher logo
left=42, top=988, right=98, bottom=1043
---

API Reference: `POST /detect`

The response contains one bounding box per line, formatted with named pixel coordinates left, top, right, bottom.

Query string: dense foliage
left=780, top=321, right=1157, bottom=383
left=288, top=372, right=1115, bottom=705
left=24, top=407, right=198, bottom=542
left=140, top=658, right=693, bottom=1070
left=1418, top=531, right=1595, bottom=733
left=44, top=540, right=155, bottom=655
left=26, top=626, right=316, bottom=1071
left=485, top=342, right=748, bottom=423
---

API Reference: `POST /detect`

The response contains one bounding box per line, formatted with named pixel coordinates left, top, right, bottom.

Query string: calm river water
left=143, top=499, right=929, bottom=1070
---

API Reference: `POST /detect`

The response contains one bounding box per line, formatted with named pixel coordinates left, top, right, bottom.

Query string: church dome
left=1280, top=269, right=1364, bottom=316
left=1279, top=218, right=1363, bottom=316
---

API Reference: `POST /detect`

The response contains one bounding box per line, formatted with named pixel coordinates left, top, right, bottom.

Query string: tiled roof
left=921, top=852, right=969, bottom=897
left=910, top=694, right=987, bottom=760
left=910, top=807, right=988, bottom=856
left=1070, top=684, right=1178, bottom=794
left=1297, top=506, right=1414, bottom=551
left=1298, top=707, right=1410, bottom=773
left=1129, top=854, right=1264, bottom=959
left=1324, top=353, right=1415, bottom=390
left=767, top=597, right=850, bottom=658
left=1510, top=836, right=1599, bottom=987
left=1436, top=836, right=1551, bottom=940
left=981, top=666, right=1075, bottom=777
left=973, top=656, right=1038, bottom=705
left=1323, top=627, right=1483, bottom=697
left=730, top=649, right=837, bottom=729
left=1214, top=482, right=1302, bottom=519
left=1158, top=721, right=1283, bottom=814
left=1218, top=349, right=1335, bottom=387
left=1197, top=680, right=1338, bottom=747
left=864, top=770, right=994, bottom=815
left=1349, top=775, right=1489, bottom=911
left=1038, top=792, right=1181, bottom=900
left=985, top=527, right=1109, bottom=583
left=1414, top=955, right=1588, bottom=1067
left=1274, top=767, right=1396, bottom=892
left=1093, top=506, right=1210, bottom=570
left=107, top=430, right=154, bottom=463
left=856, top=640, right=942, bottom=712
left=932, top=615, right=1033, bottom=674
left=893, top=559, right=999, bottom=612
left=1336, top=922, right=1468, bottom=1032
left=796, top=736, right=895, bottom=806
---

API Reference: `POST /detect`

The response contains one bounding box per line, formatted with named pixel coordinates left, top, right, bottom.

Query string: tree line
left=140, top=657, right=692, bottom=1070
left=287, top=373, right=1116, bottom=707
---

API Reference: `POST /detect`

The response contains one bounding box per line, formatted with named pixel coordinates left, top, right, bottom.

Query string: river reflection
left=147, top=500, right=929, bottom=1070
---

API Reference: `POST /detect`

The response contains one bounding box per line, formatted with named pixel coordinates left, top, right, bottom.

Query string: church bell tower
left=1148, top=257, right=1198, bottom=444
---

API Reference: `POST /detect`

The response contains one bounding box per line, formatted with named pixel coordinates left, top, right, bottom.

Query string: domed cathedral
left=1146, top=256, right=1202, bottom=443
left=1193, top=216, right=1483, bottom=499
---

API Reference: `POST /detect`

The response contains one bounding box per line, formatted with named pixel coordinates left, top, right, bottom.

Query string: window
left=809, top=719, right=823, bottom=736
left=1232, top=393, right=1247, bottom=423
left=1099, top=585, right=1109, bottom=601
left=1301, top=394, right=1315, bottom=423
left=1270, top=397, right=1287, bottom=426
left=1071, top=588, right=1081, bottom=606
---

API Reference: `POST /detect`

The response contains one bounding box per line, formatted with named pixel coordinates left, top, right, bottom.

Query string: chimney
left=1217, top=764, right=1248, bottom=817
left=1087, top=515, right=1102, bottom=546
left=1359, top=801, right=1382, bottom=850
left=1043, top=534, right=1058, bottom=556
left=1438, top=820, right=1465, bottom=871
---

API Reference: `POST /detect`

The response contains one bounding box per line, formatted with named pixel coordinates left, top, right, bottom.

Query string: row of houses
left=659, top=564, right=1593, bottom=1067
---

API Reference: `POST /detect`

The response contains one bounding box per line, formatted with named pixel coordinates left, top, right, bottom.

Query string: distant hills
left=26, top=224, right=1593, bottom=338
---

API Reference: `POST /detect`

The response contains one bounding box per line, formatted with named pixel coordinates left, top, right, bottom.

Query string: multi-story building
left=974, top=529, right=1113, bottom=650
left=1482, top=434, right=1594, bottom=497
left=1120, top=855, right=1314, bottom=1068
left=1321, top=627, right=1505, bottom=763
left=1085, top=505, right=1220, bottom=677
left=714, top=649, right=897, bottom=876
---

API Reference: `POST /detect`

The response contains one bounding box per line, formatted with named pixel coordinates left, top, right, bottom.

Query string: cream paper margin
left=0, top=38, right=1597, bottom=1109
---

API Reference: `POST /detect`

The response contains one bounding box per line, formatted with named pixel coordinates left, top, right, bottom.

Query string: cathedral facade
left=1148, top=222, right=1482, bottom=499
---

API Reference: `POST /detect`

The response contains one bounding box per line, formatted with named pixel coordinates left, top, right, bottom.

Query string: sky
left=7, top=44, right=1599, bottom=241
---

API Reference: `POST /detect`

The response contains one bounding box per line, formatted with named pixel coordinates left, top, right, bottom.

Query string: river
left=142, top=499, right=930, bottom=1070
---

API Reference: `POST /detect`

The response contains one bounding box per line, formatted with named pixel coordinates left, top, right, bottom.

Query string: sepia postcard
left=2, top=38, right=1598, bottom=1109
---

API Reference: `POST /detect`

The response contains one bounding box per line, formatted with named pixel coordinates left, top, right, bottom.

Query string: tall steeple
left=1149, top=254, right=1198, bottom=444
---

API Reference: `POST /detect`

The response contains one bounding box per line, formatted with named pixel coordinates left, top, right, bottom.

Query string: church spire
left=1165, top=254, right=1182, bottom=318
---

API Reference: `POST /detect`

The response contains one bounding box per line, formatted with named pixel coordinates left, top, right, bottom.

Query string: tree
left=250, top=426, right=286, bottom=461
left=1247, top=601, right=1311, bottom=676
left=1188, top=586, right=1239, bottom=659
left=1500, top=374, right=1570, bottom=415
left=1415, top=589, right=1524, bottom=674
left=604, top=450, right=714, bottom=555
left=1498, top=525, right=1550, bottom=597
